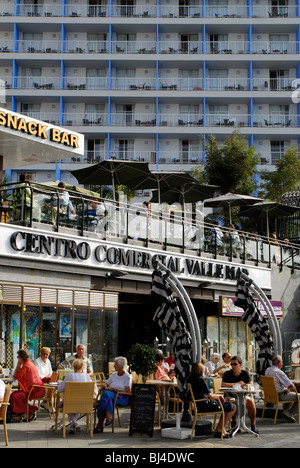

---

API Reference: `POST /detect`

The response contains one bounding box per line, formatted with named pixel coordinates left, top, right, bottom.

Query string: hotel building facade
left=0, top=0, right=299, bottom=183
left=0, top=2, right=300, bottom=377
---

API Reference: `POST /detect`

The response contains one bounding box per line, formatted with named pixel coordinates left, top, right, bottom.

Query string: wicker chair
left=0, top=385, right=12, bottom=446
left=187, top=383, right=225, bottom=440
left=55, top=381, right=95, bottom=437
left=260, top=375, right=300, bottom=424
left=26, top=384, right=55, bottom=422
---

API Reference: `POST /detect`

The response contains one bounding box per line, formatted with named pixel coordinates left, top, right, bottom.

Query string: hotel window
left=87, top=139, right=105, bottom=162
left=87, top=33, right=107, bottom=53
left=269, top=104, right=289, bottom=126
left=269, top=34, right=289, bottom=53
left=208, top=69, right=228, bottom=90
left=270, top=0, right=288, bottom=17
left=269, top=69, right=289, bottom=90
left=270, top=141, right=288, bottom=164
left=21, top=67, right=41, bottom=89
left=117, top=140, right=134, bottom=159
left=179, top=68, right=199, bottom=90
left=209, top=34, right=228, bottom=54
left=20, top=102, right=40, bottom=119
left=86, top=68, right=106, bottom=89
left=117, top=33, right=136, bottom=53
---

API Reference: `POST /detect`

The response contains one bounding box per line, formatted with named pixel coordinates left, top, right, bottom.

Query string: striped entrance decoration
left=236, top=277, right=274, bottom=379
left=151, top=269, right=193, bottom=395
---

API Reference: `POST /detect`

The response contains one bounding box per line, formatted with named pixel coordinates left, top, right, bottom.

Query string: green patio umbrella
left=204, top=192, right=264, bottom=224
left=39, top=181, right=100, bottom=198
left=239, top=201, right=300, bottom=237
left=150, top=182, right=219, bottom=205
left=70, top=160, right=154, bottom=199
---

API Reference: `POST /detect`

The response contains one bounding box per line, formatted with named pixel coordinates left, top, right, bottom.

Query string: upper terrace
left=1, top=181, right=299, bottom=272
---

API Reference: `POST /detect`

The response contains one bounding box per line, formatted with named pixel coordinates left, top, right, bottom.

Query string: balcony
left=252, top=78, right=297, bottom=91
left=3, top=3, right=300, bottom=19
left=64, top=41, right=108, bottom=54
left=110, top=113, right=157, bottom=126
left=111, top=41, right=156, bottom=54
left=111, top=77, right=156, bottom=91
left=206, top=78, right=249, bottom=91
left=58, top=112, right=299, bottom=128
left=18, top=3, right=62, bottom=17
left=15, top=76, right=61, bottom=90
left=206, top=4, right=248, bottom=17
left=1, top=182, right=299, bottom=271
left=252, top=41, right=298, bottom=54
left=16, top=40, right=61, bottom=54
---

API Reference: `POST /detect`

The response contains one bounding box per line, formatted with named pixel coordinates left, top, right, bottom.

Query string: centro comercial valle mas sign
left=5, top=228, right=272, bottom=289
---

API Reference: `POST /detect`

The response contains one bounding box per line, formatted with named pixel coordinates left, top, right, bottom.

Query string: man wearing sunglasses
left=222, top=355, right=259, bottom=434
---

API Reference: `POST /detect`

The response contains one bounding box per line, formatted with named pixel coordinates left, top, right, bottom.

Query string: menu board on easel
left=129, top=384, right=156, bottom=437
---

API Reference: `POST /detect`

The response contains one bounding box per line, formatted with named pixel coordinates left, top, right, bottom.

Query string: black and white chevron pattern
left=236, top=277, right=274, bottom=379
left=151, top=269, right=193, bottom=396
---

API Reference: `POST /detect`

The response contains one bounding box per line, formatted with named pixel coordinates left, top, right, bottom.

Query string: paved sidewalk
left=1, top=408, right=300, bottom=451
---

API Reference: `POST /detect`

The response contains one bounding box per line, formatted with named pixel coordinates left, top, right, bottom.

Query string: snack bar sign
left=0, top=108, right=82, bottom=150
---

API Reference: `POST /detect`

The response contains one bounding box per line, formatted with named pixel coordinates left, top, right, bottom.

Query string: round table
left=220, top=387, right=260, bottom=437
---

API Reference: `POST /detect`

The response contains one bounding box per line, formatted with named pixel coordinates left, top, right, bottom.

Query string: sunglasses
left=231, top=362, right=239, bottom=366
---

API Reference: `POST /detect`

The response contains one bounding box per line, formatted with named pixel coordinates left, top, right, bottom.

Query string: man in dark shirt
left=222, top=355, right=259, bottom=434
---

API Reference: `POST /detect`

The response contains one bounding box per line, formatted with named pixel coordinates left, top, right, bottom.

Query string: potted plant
left=127, top=343, right=157, bottom=384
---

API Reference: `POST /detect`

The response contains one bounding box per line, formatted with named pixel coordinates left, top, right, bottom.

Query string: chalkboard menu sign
left=129, top=384, right=157, bottom=437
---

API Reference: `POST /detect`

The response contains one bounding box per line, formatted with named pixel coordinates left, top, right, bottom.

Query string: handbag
left=198, top=398, right=222, bottom=412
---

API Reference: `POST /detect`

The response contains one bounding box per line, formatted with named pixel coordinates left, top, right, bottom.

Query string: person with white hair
left=205, top=353, right=229, bottom=377
left=94, top=356, right=132, bottom=434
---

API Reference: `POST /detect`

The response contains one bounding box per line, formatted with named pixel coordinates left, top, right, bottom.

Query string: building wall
left=0, top=0, right=299, bottom=184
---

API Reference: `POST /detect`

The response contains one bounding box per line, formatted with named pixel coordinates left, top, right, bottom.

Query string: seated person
left=51, top=182, right=70, bottom=224
left=57, top=359, right=92, bottom=434
left=58, top=344, right=93, bottom=376
left=33, top=347, right=53, bottom=383
left=165, top=352, right=176, bottom=375
left=205, top=353, right=228, bottom=377
left=222, top=355, right=259, bottom=434
left=154, top=351, right=171, bottom=381
left=94, top=356, right=132, bottom=434
left=265, top=355, right=299, bottom=423
left=187, top=362, right=236, bottom=438
left=224, top=224, right=241, bottom=256
left=86, top=198, right=105, bottom=231
left=10, top=349, right=45, bottom=422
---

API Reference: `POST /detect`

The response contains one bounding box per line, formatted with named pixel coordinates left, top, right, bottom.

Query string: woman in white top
left=94, top=356, right=132, bottom=434
left=33, top=347, right=53, bottom=383
left=57, top=359, right=92, bottom=433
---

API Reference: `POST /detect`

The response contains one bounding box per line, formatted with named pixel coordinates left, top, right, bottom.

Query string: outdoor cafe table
left=146, top=379, right=177, bottom=420
left=220, top=387, right=260, bottom=437
left=291, top=380, right=300, bottom=392
left=2, top=378, right=14, bottom=384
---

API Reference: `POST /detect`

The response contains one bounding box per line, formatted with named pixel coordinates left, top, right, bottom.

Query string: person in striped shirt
left=265, top=355, right=298, bottom=423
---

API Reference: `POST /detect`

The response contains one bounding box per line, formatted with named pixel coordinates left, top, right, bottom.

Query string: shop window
left=23, top=305, right=40, bottom=361
left=57, top=307, right=73, bottom=366
left=90, top=308, right=104, bottom=373
left=41, top=306, right=57, bottom=369
left=1, top=305, right=23, bottom=372
left=104, top=309, right=118, bottom=365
